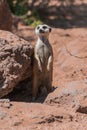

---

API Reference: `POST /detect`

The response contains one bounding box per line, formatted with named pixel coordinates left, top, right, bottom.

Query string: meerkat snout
left=39, top=29, right=44, bottom=33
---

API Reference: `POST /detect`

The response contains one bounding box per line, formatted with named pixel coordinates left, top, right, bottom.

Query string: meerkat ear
left=49, top=27, right=52, bottom=32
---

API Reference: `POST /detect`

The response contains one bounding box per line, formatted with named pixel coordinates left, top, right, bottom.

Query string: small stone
left=0, top=111, right=7, bottom=120
left=0, top=99, right=11, bottom=108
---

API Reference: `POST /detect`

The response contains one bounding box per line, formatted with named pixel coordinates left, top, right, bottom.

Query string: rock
left=0, top=111, right=7, bottom=120
left=0, top=0, right=12, bottom=31
left=0, top=99, right=11, bottom=108
left=76, top=97, right=87, bottom=114
left=0, top=30, right=33, bottom=98
left=45, top=81, right=87, bottom=111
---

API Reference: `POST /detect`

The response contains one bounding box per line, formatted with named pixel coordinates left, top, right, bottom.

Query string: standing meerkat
left=32, top=24, right=53, bottom=100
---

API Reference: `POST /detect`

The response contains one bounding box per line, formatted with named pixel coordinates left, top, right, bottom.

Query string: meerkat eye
left=37, top=26, right=40, bottom=30
left=43, top=26, right=47, bottom=29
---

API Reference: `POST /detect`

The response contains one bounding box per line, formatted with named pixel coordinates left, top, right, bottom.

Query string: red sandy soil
left=0, top=0, right=87, bottom=130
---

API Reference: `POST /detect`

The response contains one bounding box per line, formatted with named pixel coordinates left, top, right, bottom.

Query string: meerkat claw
left=39, top=66, right=42, bottom=72
left=47, top=64, right=50, bottom=71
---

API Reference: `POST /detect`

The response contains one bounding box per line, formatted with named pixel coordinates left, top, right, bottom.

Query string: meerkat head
left=35, top=24, right=51, bottom=37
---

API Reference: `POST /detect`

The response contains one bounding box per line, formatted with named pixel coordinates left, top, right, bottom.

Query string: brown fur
left=32, top=24, right=53, bottom=100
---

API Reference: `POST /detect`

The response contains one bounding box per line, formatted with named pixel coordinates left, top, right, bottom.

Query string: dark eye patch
left=43, top=26, right=47, bottom=29
left=37, top=26, right=40, bottom=29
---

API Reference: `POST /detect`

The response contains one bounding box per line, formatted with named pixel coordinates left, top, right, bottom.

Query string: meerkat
left=32, top=24, right=53, bottom=100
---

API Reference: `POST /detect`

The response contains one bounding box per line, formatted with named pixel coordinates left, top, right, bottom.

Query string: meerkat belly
left=38, top=44, right=50, bottom=64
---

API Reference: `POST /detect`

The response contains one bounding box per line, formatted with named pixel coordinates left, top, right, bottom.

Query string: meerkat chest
left=36, top=42, right=51, bottom=63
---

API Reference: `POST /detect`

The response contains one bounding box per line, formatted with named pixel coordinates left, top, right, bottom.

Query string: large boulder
left=0, top=0, right=12, bottom=31
left=0, top=30, right=33, bottom=98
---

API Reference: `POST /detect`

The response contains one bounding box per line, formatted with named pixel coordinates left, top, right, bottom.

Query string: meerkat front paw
left=38, top=64, right=42, bottom=72
left=47, top=64, right=50, bottom=71
left=47, top=56, right=53, bottom=71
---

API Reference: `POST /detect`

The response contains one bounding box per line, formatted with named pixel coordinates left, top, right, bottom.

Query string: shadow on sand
left=2, top=79, right=56, bottom=103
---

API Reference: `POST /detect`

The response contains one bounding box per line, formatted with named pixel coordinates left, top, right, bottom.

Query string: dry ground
left=0, top=0, right=87, bottom=130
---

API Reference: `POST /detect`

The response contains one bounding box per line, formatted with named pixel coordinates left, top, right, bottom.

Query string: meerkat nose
left=39, top=29, right=44, bottom=33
